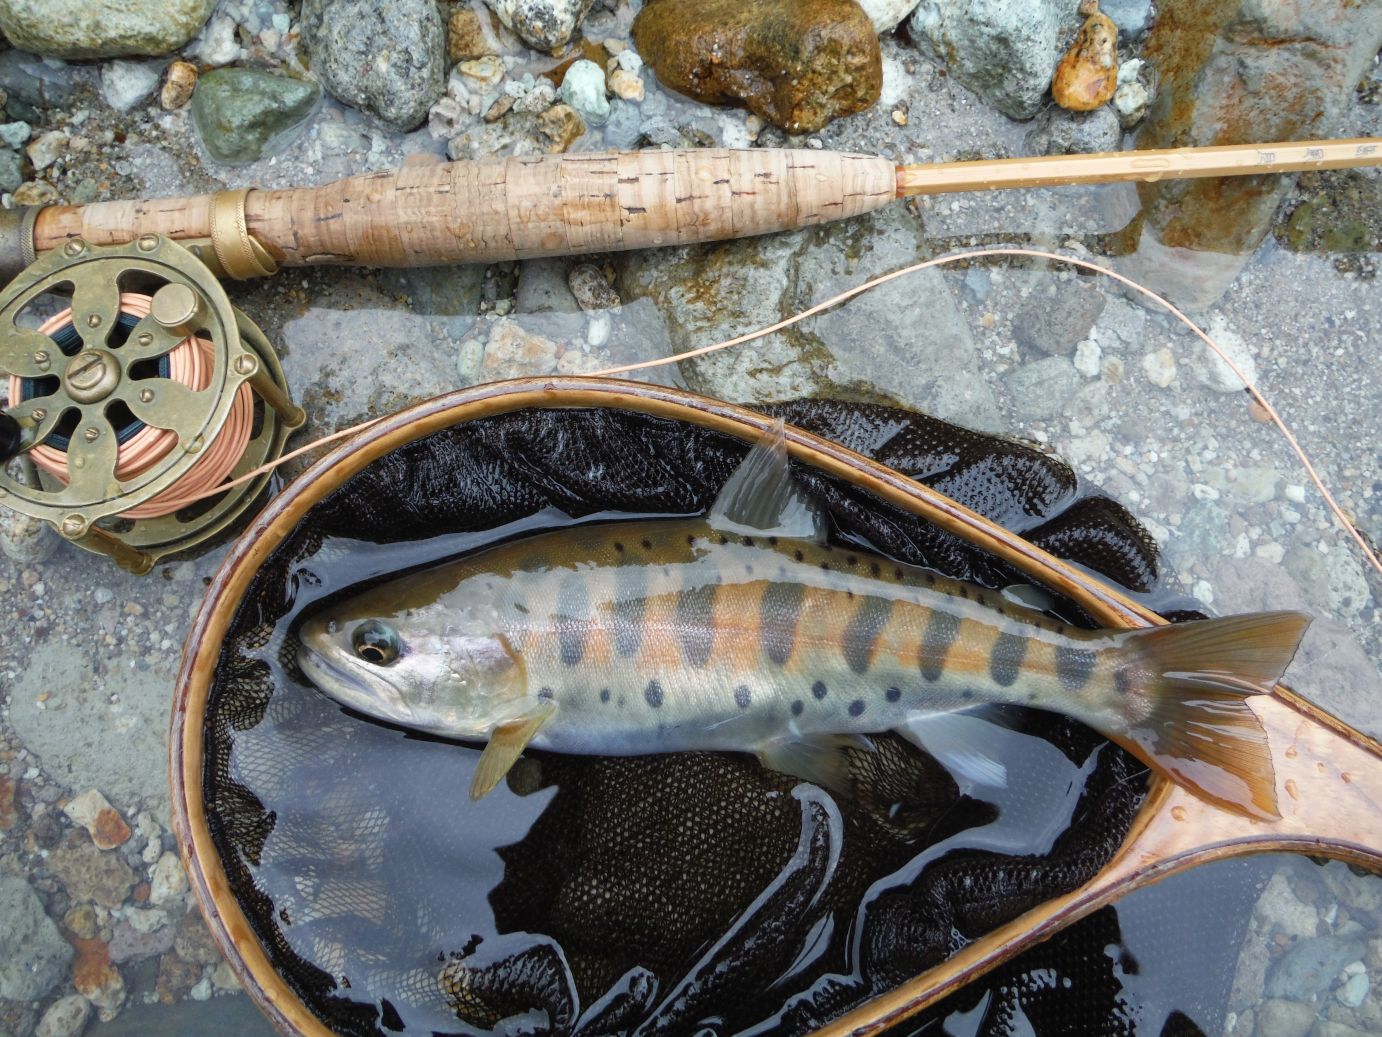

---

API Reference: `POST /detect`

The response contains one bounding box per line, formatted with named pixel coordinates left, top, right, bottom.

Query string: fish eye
left=351, top=620, right=401, bottom=665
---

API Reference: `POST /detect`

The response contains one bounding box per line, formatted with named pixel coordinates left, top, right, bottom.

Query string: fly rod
left=1, top=137, right=1378, bottom=281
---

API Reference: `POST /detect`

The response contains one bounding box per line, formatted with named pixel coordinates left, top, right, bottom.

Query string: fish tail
left=1115, top=610, right=1310, bottom=821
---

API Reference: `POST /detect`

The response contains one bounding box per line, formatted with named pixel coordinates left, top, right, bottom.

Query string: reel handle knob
left=0, top=411, right=21, bottom=464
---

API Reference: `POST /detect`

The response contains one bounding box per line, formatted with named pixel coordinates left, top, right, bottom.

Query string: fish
left=296, top=424, right=1309, bottom=819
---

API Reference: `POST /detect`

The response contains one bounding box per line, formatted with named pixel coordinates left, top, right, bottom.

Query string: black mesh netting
left=203, top=399, right=1264, bottom=1037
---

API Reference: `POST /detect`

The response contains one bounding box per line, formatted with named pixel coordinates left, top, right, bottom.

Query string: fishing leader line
left=183, top=247, right=1382, bottom=578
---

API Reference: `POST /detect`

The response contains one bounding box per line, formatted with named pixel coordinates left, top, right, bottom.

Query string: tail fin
left=1117, top=611, right=1310, bottom=821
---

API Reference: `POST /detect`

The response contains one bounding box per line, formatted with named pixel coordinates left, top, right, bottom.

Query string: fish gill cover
left=202, top=400, right=1261, bottom=1037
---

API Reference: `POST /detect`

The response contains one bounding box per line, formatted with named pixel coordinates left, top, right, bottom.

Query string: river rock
left=1013, top=284, right=1107, bottom=356
left=483, top=0, right=594, bottom=51
left=1100, top=0, right=1153, bottom=39
left=0, top=876, right=72, bottom=1000
left=1255, top=998, right=1317, bottom=1037
left=617, top=205, right=1001, bottom=430
left=1187, top=312, right=1258, bottom=392
left=0, top=0, right=214, bottom=58
left=301, top=0, right=445, bottom=131
left=1004, top=356, right=1081, bottom=420
left=634, top=0, right=882, bottom=133
left=62, top=788, right=132, bottom=849
left=1051, top=5, right=1118, bottom=111
left=100, top=59, right=162, bottom=112
left=1266, top=937, right=1364, bottom=999
left=560, top=59, right=609, bottom=127
left=908, top=0, right=1071, bottom=120
left=449, top=5, right=496, bottom=61
left=48, top=831, right=138, bottom=909
left=35, top=995, right=91, bottom=1037
left=0, top=50, right=77, bottom=110
left=859, top=0, right=921, bottom=34
left=190, top=68, right=320, bottom=164
left=1026, top=103, right=1120, bottom=155
left=1128, top=0, right=1382, bottom=305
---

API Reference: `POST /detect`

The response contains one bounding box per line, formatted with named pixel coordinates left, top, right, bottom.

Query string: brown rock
left=61, top=903, right=99, bottom=940
left=156, top=952, right=201, bottom=1004
left=173, top=909, right=223, bottom=966
left=161, top=59, right=197, bottom=110
left=48, top=831, right=137, bottom=909
left=538, top=102, right=584, bottom=153
left=448, top=6, right=493, bottom=62
left=1052, top=6, right=1118, bottom=111
left=71, top=935, right=126, bottom=1016
left=0, top=775, right=15, bottom=830
left=633, top=0, right=881, bottom=133
left=1133, top=0, right=1382, bottom=263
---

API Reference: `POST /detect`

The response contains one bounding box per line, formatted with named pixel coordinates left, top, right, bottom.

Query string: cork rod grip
left=32, top=149, right=899, bottom=268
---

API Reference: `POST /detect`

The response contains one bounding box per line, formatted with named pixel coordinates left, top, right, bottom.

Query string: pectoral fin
left=756, top=734, right=874, bottom=798
left=470, top=703, right=556, bottom=801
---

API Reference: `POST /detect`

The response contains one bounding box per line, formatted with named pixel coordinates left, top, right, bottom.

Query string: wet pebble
left=0, top=506, right=59, bottom=564
left=0, top=120, right=30, bottom=148
left=34, top=994, right=90, bottom=1037
left=449, top=5, right=496, bottom=62
left=1051, top=3, right=1119, bottom=111
left=109, top=915, right=176, bottom=963
left=1337, top=967, right=1370, bottom=1008
left=635, top=0, right=881, bottom=132
left=1004, top=356, right=1081, bottom=420
left=1099, top=0, right=1153, bottom=39
left=1326, top=551, right=1373, bottom=616
left=908, top=0, right=1069, bottom=120
left=859, top=0, right=922, bottom=34
left=149, top=852, right=188, bottom=906
left=569, top=263, right=620, bottom=311
left=100, top=59, right=161, bottom=112
left=1026, top=103, right=1120, bottom=155
left=47, top=831, right=137, bottom=909
left=189, top=13, right=241, bottom=66
left=0, top=0, right=215, bottom=58
left=1013, top=285, right=1106, bottom=355
left=26, top=129, right=68, bottom=171
left=560, top=59, right=610, bottom=127
left=1113, top=57, right=1154, bottom=128
left=301, top=0, right=445, bottom=131
left=483, top=0, right=593, bottom=51
left=1141, top=347, right=1176, bottom=388
left=190, top=68, right=320, bottom=164
left=0, top=147, right=21, bottom=192
left=160, top=60, right=198, bottom=110
left=1254, top=998, right=1316, bottom=1037
left=538, top=102, right=585, bottom=151
left=603, top=98, right=641, bottom=148
left=173, top=909, right=223, bottom=966
left=156, top=951, right=201, bottom=1004
left=62, top=789, right=132, bottom=850
left=1188, top=313, right=1259, bottom=392
left=0, top=875, right=73, bottom=1000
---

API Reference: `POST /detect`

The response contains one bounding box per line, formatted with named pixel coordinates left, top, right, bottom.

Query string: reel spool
left=0, top=235, right=304, bottom=574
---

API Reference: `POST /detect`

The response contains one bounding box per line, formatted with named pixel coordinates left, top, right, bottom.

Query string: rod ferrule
left=209, top=189, right=278, bottom=279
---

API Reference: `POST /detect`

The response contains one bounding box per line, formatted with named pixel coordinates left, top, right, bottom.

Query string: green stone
left=191, top=68, right=321, bottom=165
left=0, top=0, right=215, bottom=59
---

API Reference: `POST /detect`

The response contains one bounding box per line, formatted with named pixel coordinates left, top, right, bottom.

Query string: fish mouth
left=295, top=641, right=416, bottom=724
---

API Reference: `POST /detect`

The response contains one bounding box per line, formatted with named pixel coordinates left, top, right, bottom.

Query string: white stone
left=1190, top=313, right=1259, bottom=392
left=1284, top=483, right=1306, bottom=503
left=615, top=48, right=643, bottom=73
left=1073, top=339, right=1101, bottom=377
left=100, top=59, right=161, bottom=111
left=427, top=95, right=467, bottom=140
left=26, top=130, right=68, bottom=171
left=860, top=0, right=922, bottom=33
left=189, top=976, right=213, bottom=1001
left=609, top=68, right=644, bottom=102
left=149, top=851, right=188, bottom=906
left=1141, top=347, right=1176, bottom=387
left=35, top=995, right=90, bottom=1037
left=1337, top=970, right=1369, bottom=1008
left=192, top=14, right=242, bottom=67
left=124, top=906, right=168, bottom=934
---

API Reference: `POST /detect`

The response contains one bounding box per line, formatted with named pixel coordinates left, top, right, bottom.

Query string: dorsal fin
left=707, top=420, right=826, bottom=541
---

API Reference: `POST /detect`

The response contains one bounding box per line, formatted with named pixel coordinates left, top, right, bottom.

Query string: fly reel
left=0, top=234, right=303, bottom=574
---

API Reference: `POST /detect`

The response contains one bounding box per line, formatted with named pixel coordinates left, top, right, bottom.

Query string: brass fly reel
left=0, top=235, right=303, bottom=574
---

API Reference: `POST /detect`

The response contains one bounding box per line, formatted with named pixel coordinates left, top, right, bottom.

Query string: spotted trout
left=297, top=425, right=1308, bottom=819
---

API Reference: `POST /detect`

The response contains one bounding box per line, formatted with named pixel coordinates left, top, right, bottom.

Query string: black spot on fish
left=989, top=632, right=1029, bottom=687
left=820, top=562, right=831, bottom=572
left=614, top=541, right=625, bottom=553
left=641, top=538, right=652, bottom=550
left=717, top=534, right=729, bottom=545
left=734, top=685, right=751, bottom=709
left=768, top=536, right=778, bottom=545
left=962, top=689, right=975, bottom=700
left=920, top=611, right=960, bottom=681
left=794, top=550, right=805, bottom=562
left=760, top=583, right=804, bottom=666
left=846, top=555, right=857, bottom=566
left=644, top=680, right=664, bottom=708
left=848, top=699, right=865, bottom=717
left=812, top=680, right=828, bottom=700
left=557, top=577, right=589, bottom=666
left=599, top=688, right=611, bottom=703
left=1114, top=666, right=1134, bottom=698
left=895, top=568, right=904, bottom=580
left=538, top=687, right=554, bottom=701
left=676, top=583, right=717, bottom=668
left=745, top=564, right=754, bottom=575
left=743, top=536, right=754, bottom=546
left=1055, top=645, right=1097, bottom=693
left=843, top=596, right=893, bottom=674
left=885, top=686, right=901, bottom=703
left=687, top=534, right=696, bottom=545
left=791, top=699, right=803, bottom=716
left=869, top=562, right=881, bottom=577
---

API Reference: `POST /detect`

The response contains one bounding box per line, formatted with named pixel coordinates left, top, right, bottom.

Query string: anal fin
left=470, top=703, right=555, bottom=801
left=756, top=734, right=874, bottom=797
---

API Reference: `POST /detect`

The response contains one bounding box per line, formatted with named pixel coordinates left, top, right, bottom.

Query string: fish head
left=296, top=602, right=526, bottom=739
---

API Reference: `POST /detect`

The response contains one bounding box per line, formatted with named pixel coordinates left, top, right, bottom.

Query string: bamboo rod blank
left=28, top=138, right=1382, bottom=270
left=896, top=137, right=1382, bottom=195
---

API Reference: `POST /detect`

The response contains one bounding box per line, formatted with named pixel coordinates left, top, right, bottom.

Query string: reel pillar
left=0, top=235, right=303, bottom=574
